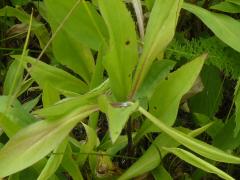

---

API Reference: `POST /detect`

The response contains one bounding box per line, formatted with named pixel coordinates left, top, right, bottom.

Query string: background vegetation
left=1, top=0, right=240, bottom=179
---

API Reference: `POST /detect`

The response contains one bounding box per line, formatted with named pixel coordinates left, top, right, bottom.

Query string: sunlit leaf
left=45, top=0, right=108, bottom=50
left=13, top=55, right=88, bottom=94
left=99, top=0, right=138, bottom=100
left=139, top=106, right=240, bottom=164
left=149, top=54, right=206, bottom=126
left=53, top=30, right=95, bottom=84
left=131, top=0, right=183, bottom=96
left=183, top=2, right=240, bottom=53
left=210, top=1, right=240, bottom=13
left=0, top=105, right=97, bottom=178
left=163, top=147, right=234, bottom=180
left=120, top=124, right=212, bottom=179
left=37, top=139, right=68, bottom=180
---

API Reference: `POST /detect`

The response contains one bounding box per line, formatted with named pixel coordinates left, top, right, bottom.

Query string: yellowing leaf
left=0, top=105, right=97, bottom=178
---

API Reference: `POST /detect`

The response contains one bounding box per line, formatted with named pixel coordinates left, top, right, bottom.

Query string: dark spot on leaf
left=10, top=105, right=14, bottom=108
left=128, top=73, right=131, bottom=77
left=125, top=40, right=130, bottom=45
left=153, top=106, right=157, bottom=110
left=165, top=77, right=168, bottom=80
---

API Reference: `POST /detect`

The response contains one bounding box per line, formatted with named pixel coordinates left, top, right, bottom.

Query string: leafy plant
left=0, top=0, right=240, bottom=179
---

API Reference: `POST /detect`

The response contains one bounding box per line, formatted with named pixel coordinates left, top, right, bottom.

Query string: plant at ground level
left=0, top=0, right=240, bottom=179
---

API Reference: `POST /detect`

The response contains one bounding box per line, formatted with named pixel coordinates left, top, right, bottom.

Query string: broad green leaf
left=88, top=48, right=105, bottom=129
left=99, top=96, right=139, bottom=143
left=34, top=80, right=109, bottom=119
left=0, top=105, right=97, bottom=178
left=23, top=95, right=41, bottom=112
left=13, top=55, right=88, bottom=94
left=33, top=1, right=48, bottom=20
left=3, top=60, right=23, bottom=96
left=227, top=0, right=240, bottom=5
left=139, top=106, right=240, bottom=164
left=152, top=165, right=172, bottom=180
left=45, top=0, right=108, bottom=50
left=163, top=147, right=234, bottom=180
left=101, top=135, right=128, bottom=156
left=210, top=1, right=240, bottom=13
left=77, top=123, right=98, bottom=167
left=0, top=96, right=35, bottom=137
left=131, top=0, right=183, bottom=96
left=189, top=65, right=223, bottom=117
left=213, top=117, right=240, bottom=151
left=234, top=79, right=240, bottom=136
left=193, top=113, right=224, bottom=138
left=62, top=144, right=84, bottom=180
left=37, top=139, right=68, bottom=180
left=53, top=31, right=95, bottom=84
left=0, top=6, right=49, bottom=49
left=120, top=125, right=211, bottom=179
left=42, top=83, right=60, bottom=107
left=183, top=2, right=240, bottom=53
left=11, top=0, right=30, bottom=6
left=99, top=0, right=138, bottom=100
left=149, top=54, right=206, bottom=126
left=144, top=0, right=155, bottom=10
left=136, top=60, right=175, bottom=99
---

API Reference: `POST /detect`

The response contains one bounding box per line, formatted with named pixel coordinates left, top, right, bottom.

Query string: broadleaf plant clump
left=0, top=0, right=240, bottom=179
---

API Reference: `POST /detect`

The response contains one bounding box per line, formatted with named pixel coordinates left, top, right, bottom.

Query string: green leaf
left=193, top=113, right=224, bottom=139
left=45, top=0, right=107, bottom=50
left=131, top=0, right=183, bottom=96
left=0, top=6, right=50, bottom=49
left=99, top=0, right=138, bottom=100
left=139, top=106, right=240, bottom=164
left=136, top=60, right=176, bottom=99
left=42, top=83, right=60, bottom=107
left=163, top=147, right=234, bottom=180
left=227, top=0, right=240, bottom=6
left=0, top=96, right=35, bottom=137
left=149, top=54, right=206, bottom=126
left=213, top=117, right=240, bottom=151
left=3, top=60, right=23, bottom=96
left=152, top=165, right=172, bottom=180
left=77, top=123, right=98, bottom=167
left=210, top=1, right=240, bottom=13
left=11, top=0, right=30, bottom=6
left=23, top=95, right=41, bottom=112
left=13, top=55, right=88, bottom=94
left=62, top=144, right=84, bottom=180
left=37, top=139, right=68, bottom=180
left=120, top=124, right=212, bottom=179
left=189, top=65, right=223, bottom=117
left=183, top=2, right=240, bottom=53
left=234, top=79, right=240, bottom=136
left=34, top=80, right=109, bottom=119
left=0, top=105, right=97, bottom=178
left=53, top=30, right=95, bottom=84
left=99, top=96, right=139, bottom=143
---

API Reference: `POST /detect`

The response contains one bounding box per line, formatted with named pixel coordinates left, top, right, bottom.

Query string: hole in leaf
left=125, top=40, right=130, bottom=45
